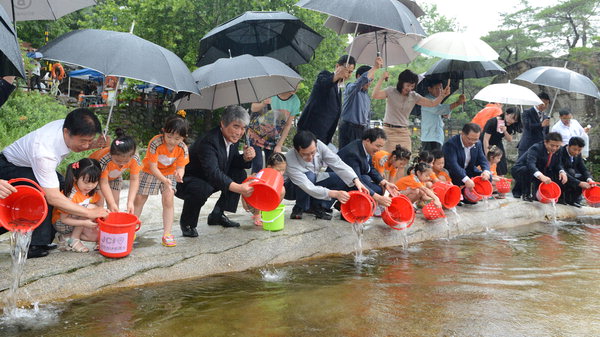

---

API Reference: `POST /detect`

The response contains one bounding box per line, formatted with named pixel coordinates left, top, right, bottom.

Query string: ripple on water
left=0, top=303, right=61, bottom=332
left=259, top=267, right=289, bottom=282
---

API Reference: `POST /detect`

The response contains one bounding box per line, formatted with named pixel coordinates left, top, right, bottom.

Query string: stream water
left=3, top=220, right=600, bottom=336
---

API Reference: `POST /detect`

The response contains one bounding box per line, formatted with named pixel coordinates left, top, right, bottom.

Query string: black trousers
left=421, top=141, right=442, bottom=152
left=511, top=165, right=559, bottom=198
left=0, top=155, right=63, bottom=246
left=176, top=168, right=246, bottom=228
left=338, top=121, right=367, bottom=149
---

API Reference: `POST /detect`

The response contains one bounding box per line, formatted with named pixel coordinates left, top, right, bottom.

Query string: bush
left=0, top=91, right=69, bottom=149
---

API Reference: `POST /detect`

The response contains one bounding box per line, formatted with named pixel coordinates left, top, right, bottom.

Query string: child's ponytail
left=63, top=158, right=102, bottom=197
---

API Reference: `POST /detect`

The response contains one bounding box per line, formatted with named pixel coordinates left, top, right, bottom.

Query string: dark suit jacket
left=0, top=78, right=15, bottom=108
left=336, top=139, right=383, bottom=194
left=443, top=134, right=490, bottom=185
left=558, top=145, right=591, bottom=188
left=184, top=127, right=251, bottom=191
left=518, top=106, right=547, bottom=152
left=513, top=142, right=564, bottom=178
left=297, top=70, right=341, bottom=144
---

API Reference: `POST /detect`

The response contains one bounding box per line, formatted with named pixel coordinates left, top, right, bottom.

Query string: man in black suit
left=0, top=76, right=16, bottom=108
left=557, top=136, right=595, bottom=207
left=176, top=106, right=256, bottom=237
left=442, top=123, right=491, bottom=203
left=336, top=128, right=395, bottom=207
left=517, top=92, right=551, bottom=159
left=511, top=132, right=568, bottom=201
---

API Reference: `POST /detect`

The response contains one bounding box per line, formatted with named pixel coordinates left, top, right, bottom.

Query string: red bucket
left=496, top=178, right=512, bottom=194
left=382, top=195, right=415, bottom=230
left=464, top=176, right=493, bottom=202
left=242, top=168, right=284, bottom=212
left=432, top=181, right=461, bottom=209
left=97, top=212, right=141, bottom=258
left=0, top=178, right=48, bottom=233
left=423, top=202, right=446, bottom=220
left=341, top=191, right=375, bottom=224
left=536, top=182, right=561, bottom=204
left=584, top=183, right=600, bottom=207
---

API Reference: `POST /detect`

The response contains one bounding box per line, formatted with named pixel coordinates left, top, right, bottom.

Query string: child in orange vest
left=372, top=145, right=411, bottom=183
left=395, top=162, right=442, bottom=209
left=431, top=149, right=451, bottom=182
left=90, top=128, right=141, bottom=214
left=52, top=158, right=103, bottom=253
left=134, top=116, right=189, bottom=247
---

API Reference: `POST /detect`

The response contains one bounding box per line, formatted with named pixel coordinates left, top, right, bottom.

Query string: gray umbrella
left=0, top=3, right=24, bottom=77
left=0, top=0, right=96, bottom=22
left=515, top=65, right=600, bottom=99
left=176, top=55, right=302, bottom=111
left=38, top=29, right=197, bottom=93
left=296, top=0, right=426, bottom=36
left=424, top=59, right=506, bottom=80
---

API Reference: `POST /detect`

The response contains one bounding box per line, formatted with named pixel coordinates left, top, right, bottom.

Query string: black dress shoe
left=207, top=213, right=240, bottom=228
left=42, top=243, right=58, bottom=251
left=290, top=205, right=303, bottom=220
left=181, top=225, right=198, bottom=237
left=569, top=202, right=583, bottom=208
left=522, top=195, right=534, bottom=202
left=462, top=198, right=477, bottom=205
left=309, top=205, right=332, bottom=220
left=28, top=245, right=49, bottom=258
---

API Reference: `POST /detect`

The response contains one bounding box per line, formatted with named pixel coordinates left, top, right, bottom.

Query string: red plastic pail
left=583, top=183, right=600, bottom=207
left=382, top=195, right=415, bottom=230
left=423, top=202, right=446, bottom=220
left=432, top=181, right=461, bottom=209
left=242, top=168, right=284, bottom=212
left=0, top=178, right=48, bottom=233
left=536, top=182, right=561, bottom=204
left=97, top=212, right=141, bottom=258
left=341, top=191, right=375, bottom=224
left=496, top=178, right=512, bottom=194
left=464, top=176, right=493, bottom=202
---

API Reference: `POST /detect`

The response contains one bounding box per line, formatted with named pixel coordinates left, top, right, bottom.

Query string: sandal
left=67, top=238, right=89, bottom=253
left=252, top=214, right=263, bottom=227
left=57, top=234, right=69, bottom=251
left=162, top=234, right=176, bottom=247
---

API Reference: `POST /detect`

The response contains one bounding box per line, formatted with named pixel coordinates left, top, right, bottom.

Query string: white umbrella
left=345, top=30, right=421, bottom=66
left=413, top=32, right=499, bottom=62
left=175, top=55, right=303, bottom=111
left=474, top=82, right=542, bottom=105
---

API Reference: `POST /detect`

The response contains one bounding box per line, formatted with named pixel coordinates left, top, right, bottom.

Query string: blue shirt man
left=338, top=56, right=383, bottom=149
left=420, top=79, right=465, bottom=152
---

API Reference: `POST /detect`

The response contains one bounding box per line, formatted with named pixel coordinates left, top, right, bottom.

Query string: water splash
left=551, top=200, right=558, bottom=224
left=449, top=207, right=461, bottom=235
left=259, top=267, right=289, bottom=282
left=3, top=230, right=32, bottom=318
left=442, top=217, right=451, bottom=239
left=352, top=222, right=365, bottom=263
left=399, top=230, right=409, bottom=251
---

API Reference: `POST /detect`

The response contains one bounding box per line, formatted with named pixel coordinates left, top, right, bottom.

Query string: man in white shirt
left=285, top=130, right=368, bottom=220
left=0, top=108, right=109, bottom=258
left=551, top=108, right=590, bottom=158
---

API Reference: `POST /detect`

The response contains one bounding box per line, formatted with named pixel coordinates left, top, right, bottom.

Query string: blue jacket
left=442, top=134, right=490, bottom=186
left=336, top=139, right=383, bottom=195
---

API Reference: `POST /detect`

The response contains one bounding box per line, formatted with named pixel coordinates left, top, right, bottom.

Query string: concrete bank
left=1, top=189, right=600, bottom=306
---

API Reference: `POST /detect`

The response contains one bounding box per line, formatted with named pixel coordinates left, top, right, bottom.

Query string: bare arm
left=275, top=115, right=295, bottom=152
left=127, top=173, right=140, bottom=213
left=371, top=71, right=389, bottom=100
left=416, top=79, right=451, bottom=107
left=483, top=133, right=491, bottom=154
left=98, top=177, right=118, bottom=212
left=45, top=188, right=108, bottom=219
left=148, top=162, right=170, bottom=186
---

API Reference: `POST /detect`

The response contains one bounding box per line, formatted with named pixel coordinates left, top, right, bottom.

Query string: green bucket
left=261, top=204, right=285, bottom=231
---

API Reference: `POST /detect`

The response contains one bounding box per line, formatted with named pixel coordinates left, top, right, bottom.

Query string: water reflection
left=4, top=221, right=600, bottom=336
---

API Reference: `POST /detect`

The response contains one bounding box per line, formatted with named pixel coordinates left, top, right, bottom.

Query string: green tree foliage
left=534, top=0, right=599, bottom=50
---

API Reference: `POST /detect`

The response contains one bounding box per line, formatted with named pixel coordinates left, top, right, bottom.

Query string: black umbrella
left=0, top=3, right=24, bottom=78
left=424, top=59, right=506, bottom=81
left=196, top=11, right=323, bottom=68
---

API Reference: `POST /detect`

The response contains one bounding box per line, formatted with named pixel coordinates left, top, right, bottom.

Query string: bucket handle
left=95, top=217, right=142, bottom=231
left=8, top=178, right=46, bottom=197
left=242, top=176, right=266, bottom=185
left=262, top=207, right=285, bottom=223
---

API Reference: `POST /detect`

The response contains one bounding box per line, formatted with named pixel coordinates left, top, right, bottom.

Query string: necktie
left=545, top=153, right=552, bottom=168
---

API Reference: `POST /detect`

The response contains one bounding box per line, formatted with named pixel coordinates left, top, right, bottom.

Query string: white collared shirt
left=362, top=142, right=371, bottom=173
left=459, top=136, right=474, bottom=169
left=3, top=119, right=71, bottom=188
left=222, top=136, right=233, bottom=158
